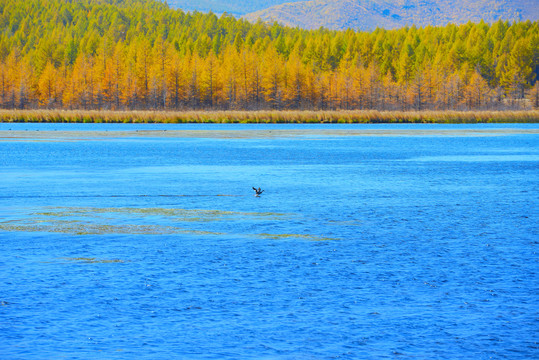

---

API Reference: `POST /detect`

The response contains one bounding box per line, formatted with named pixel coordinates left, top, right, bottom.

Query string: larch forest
left=0, top=0, right=538, bottom=113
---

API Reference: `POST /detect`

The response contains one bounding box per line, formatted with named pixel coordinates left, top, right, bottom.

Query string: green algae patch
left=0, top=223, right=185, bottom=235
left=60, top=257, right=126, bottom=264
left=2, top=206, right=337, bottom=240
left=255, top=233, right=339, bottom=241
left=327, top=220, right=362, bottom=226
left=0, top=222, right=226, bottom=236
left=33, top=207, right=289, bottom=222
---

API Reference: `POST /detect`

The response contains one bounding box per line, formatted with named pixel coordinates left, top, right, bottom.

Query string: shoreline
left=0, top=109, right=538, bottom=124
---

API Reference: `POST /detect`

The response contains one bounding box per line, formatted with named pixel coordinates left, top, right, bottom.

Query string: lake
left=0, top=123, right=538, bottom=359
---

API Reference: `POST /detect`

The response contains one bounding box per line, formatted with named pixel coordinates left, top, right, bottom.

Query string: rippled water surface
left=1, top=123, right=538, bottom=359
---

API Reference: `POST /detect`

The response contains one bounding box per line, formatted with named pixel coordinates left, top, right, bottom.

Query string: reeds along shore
left=0, top=110, right=538, bottom=124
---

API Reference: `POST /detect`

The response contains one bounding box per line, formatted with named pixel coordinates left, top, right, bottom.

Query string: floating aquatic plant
left=59, top=257, right=126, bottom=264
left=255, top=233, right=339, bottom=241
left=1, top=206, right=335, bottom=240
left=0, top=223, right=184, bottom=235
left=33, top=207, right=289, bottom=222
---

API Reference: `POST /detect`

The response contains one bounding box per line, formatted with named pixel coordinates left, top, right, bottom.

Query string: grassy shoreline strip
left=0, top=110, right=538, bottom=124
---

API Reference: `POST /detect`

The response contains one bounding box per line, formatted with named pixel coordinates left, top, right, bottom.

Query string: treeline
left=0, top=0, right=538, bottom=111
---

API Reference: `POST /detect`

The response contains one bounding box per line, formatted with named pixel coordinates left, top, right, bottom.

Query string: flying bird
left=252, top=187, right=264, bottom=196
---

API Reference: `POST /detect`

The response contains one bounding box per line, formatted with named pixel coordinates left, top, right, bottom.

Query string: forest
left=0, top=0, right=538, bottom=112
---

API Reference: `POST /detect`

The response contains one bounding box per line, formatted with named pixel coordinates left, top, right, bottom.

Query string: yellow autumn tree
left=465, top=70, right=491, bottom=109
left=261, top=46, right=284, bottom=109
left=220, top=46, right=241, bottom=109
left=284, top=51, right=306, bottom=109
left=166, top=50, right=187, bottom=109
left=38, top=62, right=59, bottom=107
left=199, top=50, right=219, bottom=108
left=0, top=61, right=9, bottom=108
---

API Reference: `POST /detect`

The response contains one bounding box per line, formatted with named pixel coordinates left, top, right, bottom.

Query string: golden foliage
left=0, top=0, right=537, bottom=112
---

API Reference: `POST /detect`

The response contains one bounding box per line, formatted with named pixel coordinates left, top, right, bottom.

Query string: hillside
left=244, top=0, right=539, bottom=30
left=167, top=0, right=293, bottom=17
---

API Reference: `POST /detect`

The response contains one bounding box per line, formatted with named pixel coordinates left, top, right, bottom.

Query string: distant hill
left=244, top=0, right=539, bottom=30
left=166, top=0, right=293, bottom=16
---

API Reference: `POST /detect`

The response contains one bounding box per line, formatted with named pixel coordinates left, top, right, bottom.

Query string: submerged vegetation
left=59, top=257, right=126, bottom=263
left=0, top=0, right=537, bottom=113
left=0, top=222, right=221, bottom=236
left=0, top=206, right=334, bottom=240
left=256, top=233, right=339, bottom=241
left=1, top=109, right=538, bottom=123
left=33, top=206, right=288, bottom=222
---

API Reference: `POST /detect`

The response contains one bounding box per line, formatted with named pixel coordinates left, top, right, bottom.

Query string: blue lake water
left=0, top=123, right=538, bottom=359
